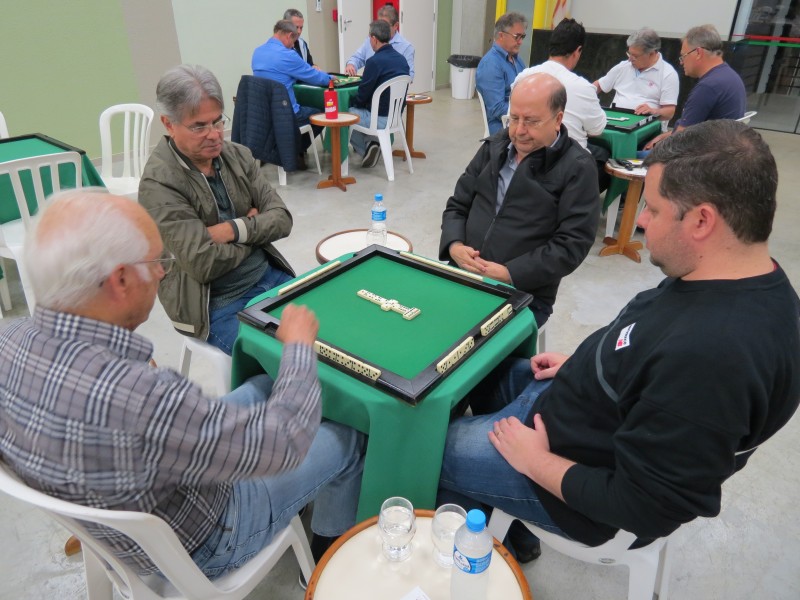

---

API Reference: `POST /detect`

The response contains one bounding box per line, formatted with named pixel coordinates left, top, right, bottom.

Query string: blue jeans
left=348, top=107, right=387, bottom=157
left=208, top=266, right=293, bottom=355
left=438, top=358, right=565, bottom=536
left=191, top=374, right=365, bottom=578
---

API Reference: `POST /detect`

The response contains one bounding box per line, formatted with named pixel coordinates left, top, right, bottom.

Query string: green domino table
left=595, top=108, right=661, bottom=211
left=232, top=247, right=537, bottom=520
left=294, top=81, right=360, bottom=163
left=0, top=133, right=106, bottom=283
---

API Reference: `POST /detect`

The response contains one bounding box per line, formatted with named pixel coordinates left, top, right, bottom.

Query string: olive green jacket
left=138, top=137, right=294, bottom=340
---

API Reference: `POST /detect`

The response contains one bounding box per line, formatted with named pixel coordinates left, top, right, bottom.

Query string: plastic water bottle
left=365, top=193, right=388, bottom=246
left=451, top=509, right=492, bottom=600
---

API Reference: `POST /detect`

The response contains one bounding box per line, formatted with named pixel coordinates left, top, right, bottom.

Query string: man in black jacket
left=439, top=73, right=600, bottom=327
left=439, top=121, right=800, bottom=568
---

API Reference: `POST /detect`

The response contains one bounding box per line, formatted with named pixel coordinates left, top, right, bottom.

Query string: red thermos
left=324, top=80, right=338, bottom=119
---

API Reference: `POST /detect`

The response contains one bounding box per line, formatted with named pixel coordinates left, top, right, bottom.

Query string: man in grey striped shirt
left=0, top=190, right=364, bottom=577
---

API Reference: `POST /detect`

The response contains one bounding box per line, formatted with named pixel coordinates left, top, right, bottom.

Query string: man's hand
left=644, top=131, right=670, bottom=150
left=488, top=415, right=549, bottom=476
left=345, top=64, right=357, bottom=76
left=276, top=304, right=319, bottom=347
left=634, top=103, right=657, bottom=116
left=473, top=257, right=511, bottom=284
left=531, top=352, right=570, bottom=380
left=246, top=207, right=258, bottom=218
left=449, top=242, right=483, bottom=274
left=207, top=222, right=236, bottom=244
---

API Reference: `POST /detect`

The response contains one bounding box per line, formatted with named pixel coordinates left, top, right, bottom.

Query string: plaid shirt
left=0, top=308, right=321, bottom=574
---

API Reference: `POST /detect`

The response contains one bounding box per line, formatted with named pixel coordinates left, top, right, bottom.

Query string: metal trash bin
left=447, top=55, right=481, bottom=100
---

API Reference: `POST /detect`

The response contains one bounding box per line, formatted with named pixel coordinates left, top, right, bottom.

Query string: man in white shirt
left=514, top=19, right=606, bottom=150
left=345, top=4, right=414, bottom=81
left=594, top=28, right=679, bottom=125
left=514, top=19, right=609, bottom=190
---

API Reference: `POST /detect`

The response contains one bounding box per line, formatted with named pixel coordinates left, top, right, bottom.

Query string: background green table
left=0, top=133, right=106, bottom=283
left=294, top=82, right=360, bottom=164
left=232, top=250, right=537, bottom=520
left=594, top=109, right=661, bottom=211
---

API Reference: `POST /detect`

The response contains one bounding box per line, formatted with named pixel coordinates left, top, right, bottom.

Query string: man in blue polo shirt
left=348, top=20, right=411, bottom=168
left=252, top=19, right=334, bottom=149
left=645, top=24, right=745, bottom=149
left=476, top=12, right=528, bottom=135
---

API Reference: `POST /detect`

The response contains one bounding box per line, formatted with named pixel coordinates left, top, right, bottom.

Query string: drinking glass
left=378, top=496, right=416, bottom=561
left=430, top=503, right=467, bottom=567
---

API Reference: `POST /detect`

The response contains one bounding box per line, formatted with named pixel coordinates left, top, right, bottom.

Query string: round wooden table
left=304, top=510, right=532, bottom=600
left=393, top=94, right=432, bottom=160
left=315, top=228, right=413, bottom=264
left=600, top=162, right=647, bottom=263
left=310, top=112, right=359, bottom=191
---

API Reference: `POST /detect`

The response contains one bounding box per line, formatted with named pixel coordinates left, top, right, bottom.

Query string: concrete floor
left=1, top=89, right=799, bottom=599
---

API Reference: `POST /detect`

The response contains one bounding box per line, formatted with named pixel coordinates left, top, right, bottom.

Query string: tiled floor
left=1, top=89, right=798, bottom=599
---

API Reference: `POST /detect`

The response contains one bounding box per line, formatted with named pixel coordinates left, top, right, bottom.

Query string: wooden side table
left=600, top=162, right=647, bottom=263
left=393, top=94, right=432, bottom=160
left=305, top=510, right=532, bottom=600
left=315, top=229, right=413, bottom=264
left=310, top=112, right=359, bottom=191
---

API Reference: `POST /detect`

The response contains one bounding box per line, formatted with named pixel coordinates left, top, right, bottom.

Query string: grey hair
left=274, top=19, right=298, bottom=35
left=684, top=24, right=723, bottom=56
left=283, top=8, right=303, bottom=20
left=156, top=64, right=224, bottom=123
left=377, top=4, right=399, bottom=26
left=495, top=12, right=527, bottom=36
left=24, top=189, right=151, bottom=311
left=369, top=20, right=391, bottom=44
left=626, top=28, right=661, bottom=53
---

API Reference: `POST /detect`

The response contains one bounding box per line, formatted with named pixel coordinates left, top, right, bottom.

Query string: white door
left=400, top=0, right=437, bottom=93
left=337, top=0, right=371, bottom=72
left=337, top=0, right=436, bottom=92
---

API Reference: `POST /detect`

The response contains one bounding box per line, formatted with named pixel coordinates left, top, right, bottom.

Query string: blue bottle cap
left=374, top=194, right=383, bottom=202
left=466, top=509, right=486, bottom=532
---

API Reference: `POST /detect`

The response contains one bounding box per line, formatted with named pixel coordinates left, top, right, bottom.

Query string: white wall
left=570, top=0, right=738, bottom=39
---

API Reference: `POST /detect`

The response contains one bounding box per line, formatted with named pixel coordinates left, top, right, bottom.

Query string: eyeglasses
left=626, top=50, right=646, bottom=60
left=178, top=115, right=229, bottom=136
left=501, top=31, right=526, bottom=42
left=135, top=250, right=176, bottom=275
left=507, top=113, right=556, bottom=129
left=679, top=47, right=700, bottom=63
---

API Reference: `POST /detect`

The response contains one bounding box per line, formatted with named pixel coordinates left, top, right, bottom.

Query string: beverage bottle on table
left=451, top=509, right=492, bottom=600
left=324, top=79, right=338, bottom=119
left=365, top=193, right=388, bottom=246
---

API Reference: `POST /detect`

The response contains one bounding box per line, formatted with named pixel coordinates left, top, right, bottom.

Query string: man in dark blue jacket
left=348, top=20, right=410, bottom=168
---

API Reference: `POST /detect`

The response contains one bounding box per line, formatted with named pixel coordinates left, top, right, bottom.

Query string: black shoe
left=507, top=520, right=542, bottom=563
left=295, top=153, right=308, bottom=171
left=361, top=142, right=382, bottom=168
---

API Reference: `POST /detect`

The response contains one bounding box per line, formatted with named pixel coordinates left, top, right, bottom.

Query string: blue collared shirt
left=252, top=37, right=332, bottom=113
left=347, top=32, right=415, bottom=81
left=477, top=43, right=526, bottom=135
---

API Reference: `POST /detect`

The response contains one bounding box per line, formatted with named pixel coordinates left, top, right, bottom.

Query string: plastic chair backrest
left=0, top=459, right=312, bottom=600
left=737, top=110, right=757, bottom=125
left=0, top=151, right=83, bottom=229
left=476, top=90, right=490, bottom=138
left=0, top=110, right=8, bottom=138
left=366, top=75, right=412, bottom=131
left=99, top=103, right=154, bottom=180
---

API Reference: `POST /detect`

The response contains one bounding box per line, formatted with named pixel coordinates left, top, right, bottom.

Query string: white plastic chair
left=476, top=90, right=490, bottom=139
left=277, top=123, right=321, bottom=186
left=737, top=110, right=757, bottom=125
left=0, top=460, right=314, bottom=600
left=0, top=110, right=8, bottom=138
left=0, top=151, right=83, bottom=315
left=0, top=112, right=10, bottom=315
left=178, top=336, right=233, bottom=396
left=347, top=75, right=413, bottom=182
left=488, top=508, right=672, bottom=600
left=99, top=103, right=154, bottom=199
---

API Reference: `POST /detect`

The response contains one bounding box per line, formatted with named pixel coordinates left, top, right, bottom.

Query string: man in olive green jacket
left=139, top=65, right=294, bottom=354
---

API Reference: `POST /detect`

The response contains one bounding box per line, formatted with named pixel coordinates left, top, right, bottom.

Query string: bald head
left=507, top=73, right=566, bottom=160
left=511, top=72, right=567, bottom=115
left=25, top=190, right=159, bottom=315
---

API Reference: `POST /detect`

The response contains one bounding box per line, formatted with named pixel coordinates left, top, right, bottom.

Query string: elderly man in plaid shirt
left=0, top=190, right=364, bottom=577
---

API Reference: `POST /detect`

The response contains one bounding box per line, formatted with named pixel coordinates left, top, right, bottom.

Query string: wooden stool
left=315, top=229, right=413, bottom=264
left=310, top=113, right=359, bottom=191
left=600, top=162, right=647, bottom=263
left=393, top=94, right=432, bottom=160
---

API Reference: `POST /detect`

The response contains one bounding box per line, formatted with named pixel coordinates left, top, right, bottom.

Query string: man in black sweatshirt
left=439, top=120, right=800, bottom=553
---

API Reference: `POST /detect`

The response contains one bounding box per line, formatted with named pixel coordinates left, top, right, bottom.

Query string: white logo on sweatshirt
left=615, top=323, right=635, bottom=351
